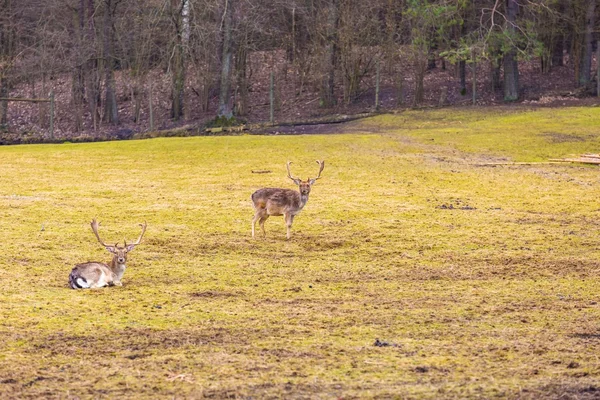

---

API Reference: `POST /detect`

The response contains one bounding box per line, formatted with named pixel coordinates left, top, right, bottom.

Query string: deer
left=251, top=160, right=325, bottom=239
left=69, top=219, right=147, bottom=289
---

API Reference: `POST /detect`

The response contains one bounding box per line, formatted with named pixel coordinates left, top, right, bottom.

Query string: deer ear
left=293, top=178, right=302, bottom=185
left=126, top=244, right=136, bottom=252
left=308, top=178, right=317, bottom=185
left=105, top=246, right=117, bottom=253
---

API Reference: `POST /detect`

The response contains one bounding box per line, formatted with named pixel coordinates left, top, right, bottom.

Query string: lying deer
left=252, top=160, right=325, bottom=239
left=69, top=219, right=147, bottom=289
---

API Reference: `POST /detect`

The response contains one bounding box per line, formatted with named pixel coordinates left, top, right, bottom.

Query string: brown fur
left=251, top=161, right=324, bottom=239
left=69, top=219, right=146, bottom=289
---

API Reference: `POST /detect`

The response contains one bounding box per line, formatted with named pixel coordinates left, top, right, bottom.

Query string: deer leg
left=285, top=213, right=295, bottom=240
left=252, top=208, right=266, bottom=238
left=252, top=213, right=260, bottom=238
left=259, top=215, right=269, bottom=237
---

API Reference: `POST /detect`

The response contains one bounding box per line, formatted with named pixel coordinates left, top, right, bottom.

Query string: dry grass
left=1, top=106, right=600, bottom=399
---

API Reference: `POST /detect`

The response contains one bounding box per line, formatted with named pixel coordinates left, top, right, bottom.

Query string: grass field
left=1, top=106, right=600, bottom=399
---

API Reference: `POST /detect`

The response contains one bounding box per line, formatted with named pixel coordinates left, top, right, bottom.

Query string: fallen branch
left=549, top=157, right=600, bottom=165
left=204, top=125, right=247, bottom=134
left=248, top=112, right=376, bottom=130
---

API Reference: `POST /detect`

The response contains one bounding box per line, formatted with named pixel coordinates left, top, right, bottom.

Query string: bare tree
left=85, top=0, right=101, bottom=130
left=0, top=0, right=17, bottom=128
left=406, top=1, right=459, bottom=106
left=503, top=0, right=519, bottom=101
left=167, top=0, right=189, bottom=120
left=319, top=0, right=339, bottom=108
left=103, top=0, right=119, bottom=124
left=578, top=0, right=596, bottom=86
left=217, top=0, right=235, bottom=118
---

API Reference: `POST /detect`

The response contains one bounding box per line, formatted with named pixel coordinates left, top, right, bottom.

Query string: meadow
left=1, top=107, right=600, bottom=399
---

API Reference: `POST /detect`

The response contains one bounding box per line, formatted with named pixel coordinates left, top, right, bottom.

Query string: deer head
left=90, top=219, right=147, bottom=265
left=286, top=160, right=325, bottom=196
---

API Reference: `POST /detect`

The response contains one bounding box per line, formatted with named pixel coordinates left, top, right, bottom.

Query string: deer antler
left=90, top=219, right=112, bottom=248
left=313, top=160, right=325, bottom=181
left=286, top=161, right=298, bottom=182
left=126, top=221, right=147, bottom=249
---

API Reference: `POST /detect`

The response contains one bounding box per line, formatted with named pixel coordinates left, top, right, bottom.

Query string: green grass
left=1, top=106, right=600, bottom=398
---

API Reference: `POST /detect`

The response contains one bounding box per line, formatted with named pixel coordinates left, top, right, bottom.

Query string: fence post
left=49, top=90, right=55, bottom=139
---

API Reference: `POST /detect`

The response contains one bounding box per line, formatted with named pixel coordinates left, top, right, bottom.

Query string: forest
left=0, top=0, right=598, bottom=139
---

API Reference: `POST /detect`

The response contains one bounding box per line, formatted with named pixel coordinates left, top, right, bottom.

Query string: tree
left=168, top=0, right=189, bottom=121
left=319, top=0, right=339, bottom=108
left=337, top=0, right=383, bottom=105
left=578, top=0, right=596, bottom=86
left=0, top=0, right=17, bottom=128
left=188, top=0, right=220, bottom=114
left=503, top=0, right=519, bottom=101
left=405, top=0, right=461, bottom=105
left=103, top=0, right=119, bottom=124
left=217, top=0, right=235, bottom=118
left=71, top=0, right=87, bottom=131
left=536, top=0, right=566, bottom=72
left=85, top=0, right=102, bottom=130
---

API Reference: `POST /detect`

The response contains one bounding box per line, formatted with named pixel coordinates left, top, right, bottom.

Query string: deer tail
left=69, top=269, right=90, bottom=289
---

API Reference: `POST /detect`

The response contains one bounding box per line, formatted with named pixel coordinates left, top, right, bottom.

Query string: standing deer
left=252, top=160, right=325, bottom=239
left=69, top=219, right=147, bottom=289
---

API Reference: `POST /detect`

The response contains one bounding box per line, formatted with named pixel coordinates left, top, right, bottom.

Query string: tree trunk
left=413, top=50, right=426, bottom=106
left=579, top=0, right=596, bottom=86
left=85, top=0, right=100, bottom=130
left=459, top=60, right=466, bottom=95
left=427, top=55, right=436, bottom=70
left=0, top=0, right=15, bottom=128
left=71, top=0, right=86, bottom=131
left=385, top=0, right=396, bottom=72
left=491, top=56, right=502, bottom=90
left=503, top=54, right=519, bottom=101
left=234, top=34, right=248, bottom=116
left=0, top=76, right=8, bottom=128
left=285, top=7, right=296, bottom=63
left=472, top=50, right=477, bottom=105
left=171, top=0, right=188, bottom=120
left=552, top=37, right=564, bottom=67
left=503, top=0, right=519, bottom=102
left=396, top=70, right=404, bottom=106
left=103, top=0, right=118, bottom=124
left=40, top=74, right=48, bottom=128
left=171, top=38, right=185, bottom=120
left=218, top=0, right=235, bottom=118
left=320, top=0, right=338, bottom=108
left=551, top=1, right=565, bottom=68
left=199, top=67, right=212, bottom=113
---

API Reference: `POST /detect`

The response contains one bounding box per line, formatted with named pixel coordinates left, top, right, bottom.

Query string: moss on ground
left=0, top=107, right=600, bottom=398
